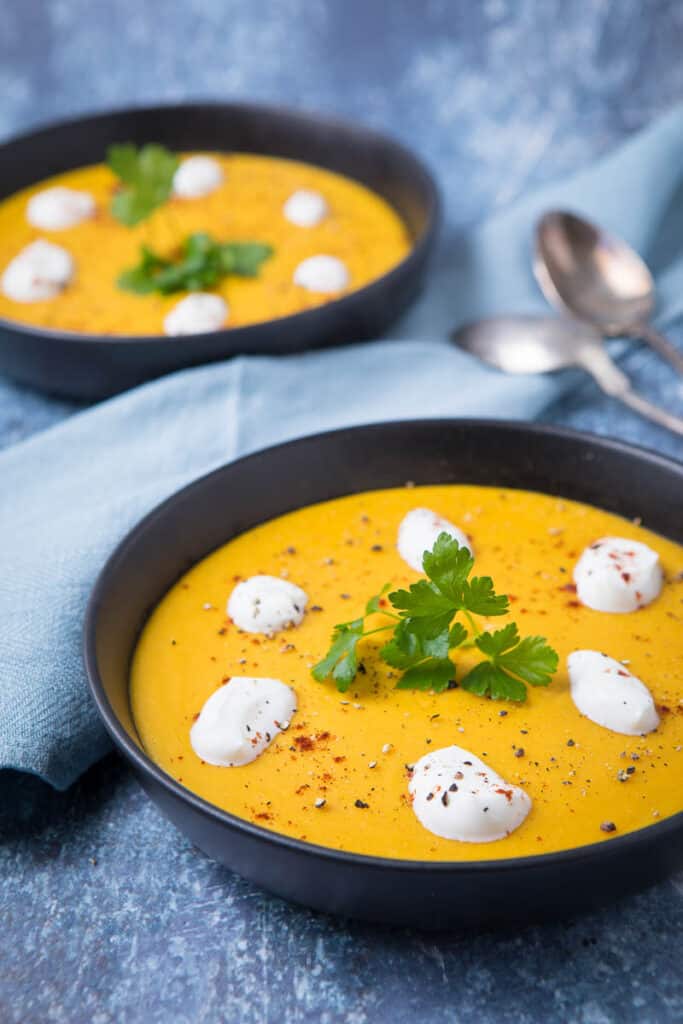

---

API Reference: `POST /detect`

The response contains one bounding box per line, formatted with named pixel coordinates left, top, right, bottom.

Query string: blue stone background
left=2, top=1, right=683, bottom=1021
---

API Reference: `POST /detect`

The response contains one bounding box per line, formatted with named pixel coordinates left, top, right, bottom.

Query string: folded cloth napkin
left=2, top=107, right=683, bottom=790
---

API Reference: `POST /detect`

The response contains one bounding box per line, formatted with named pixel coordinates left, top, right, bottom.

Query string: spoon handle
left=578, top=346, right=683, bottom=436
left=614, top=388, right=683, bottom=437
left=635, top=323, right=683, bottom=376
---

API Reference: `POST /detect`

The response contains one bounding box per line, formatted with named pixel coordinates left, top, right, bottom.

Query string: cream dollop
left=163, top=293, right=228, bottom=336
left=227, top=575, right=308, bottom=636
left=283, top=189, right=329, bottom=227
left=190, top=676, right=297, bottom=767
left=567, top=650, right=660, bottom=736
left=573, top=536, right=662, bottom=613
left=397, top=508, right=472, bottom=572
left=293, top=254, right=349, bottom=293
left=409, top=745, right=531, bottom=842
left=26, top=186, right=95, bottom=230
left=1, top=240, right=74, bottom=302
left=173, top=156, right=224, bottom=199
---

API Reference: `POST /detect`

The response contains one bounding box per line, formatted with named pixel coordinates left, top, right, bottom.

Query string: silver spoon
left=452, top=314, right=683, bottom=436
left=534, top=210, right=683, bottom=375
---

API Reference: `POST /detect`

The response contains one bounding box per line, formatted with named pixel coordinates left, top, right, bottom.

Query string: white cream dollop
left=293, top=254, right=349, bottom=293
left=1, top=240, right=74, bottom=302
left=397, top=507, right=472, bottom=572
left=227, top=575, right=308, bottom=636
left=573, top=536, right=662, bottom=613
left=283, top=189, right=329, bottom=227
left=567, top=650, right=660, bottom=736
left=163, top=293, right=228, bottom=336
left=409, top=745, right=531, bottom=843
left=190, top=676, right=297, bottom=767
left=173, top=156, right=224, bottom=199
left=26, top=186, right=95, bottom=230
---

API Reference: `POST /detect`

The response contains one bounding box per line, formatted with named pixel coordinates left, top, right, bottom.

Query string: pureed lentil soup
left=0, top=153, right=410, bottom=335
left=130, top=486, right=683, bottom=861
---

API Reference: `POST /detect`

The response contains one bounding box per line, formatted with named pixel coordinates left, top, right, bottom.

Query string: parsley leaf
left=474, top=622, right=520, bottom=657
left=313, top=585, right=395, bottom=693
left=116, top=245, right=169, bottom=295
left=380, top=611, right=461, bottom=693
left=477, top=625, right=558, bottom=687
left=421, top=533, right=474, bottom=598
left=448, top=621, right=468, bottom=649
left=380, top=613, right=452, bottom=668
left=405, top=533, right=507, bottom=615
left=311, top=619, right=364, bottom=692
left=395, top=658, right=455, bottom=693
left=389, top=580, right=455, bottom=618
left=219, top=242, right=274, bottom=277
left=460, top=661, right=528, bottom=702
left=460, top=624, right=559, bottom=701
left=461, top=576, right=509, bottom=616
left=108, top=143, right=179, bottom=226
left=118, top=234, right=274, bottom=295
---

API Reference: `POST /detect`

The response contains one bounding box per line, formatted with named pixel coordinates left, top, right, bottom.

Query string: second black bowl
left=84, top=420, right=683, bottom=929
left=0, top=101, right=439, bottom=399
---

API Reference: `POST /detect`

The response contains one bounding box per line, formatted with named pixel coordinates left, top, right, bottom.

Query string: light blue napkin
left=2, top=108, right=683, bottom=790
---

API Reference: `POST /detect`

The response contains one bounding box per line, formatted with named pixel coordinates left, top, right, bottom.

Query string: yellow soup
left=130, top=486, right=683, bottom=861
left=0, top=154, right=410, bottom=335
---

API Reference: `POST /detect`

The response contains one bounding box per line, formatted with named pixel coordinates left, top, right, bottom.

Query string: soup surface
left=0, top=154, right=410, bottom=335
left=130, top=486, right=683, bottom=861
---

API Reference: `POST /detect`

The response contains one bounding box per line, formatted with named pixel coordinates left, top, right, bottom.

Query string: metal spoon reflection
left=534, top=210, right=683, bottom=375
left=452, top=314, right=683, bottom=436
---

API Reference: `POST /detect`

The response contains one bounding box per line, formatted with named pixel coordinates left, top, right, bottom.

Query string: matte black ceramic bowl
left=0, top=102, right=439, bottom=400
left=84, top=420, right=683, bottom=929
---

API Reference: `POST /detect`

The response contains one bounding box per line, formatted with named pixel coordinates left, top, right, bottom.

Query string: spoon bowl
left=454, top=314, right=599, bottom=374
left=453, top=314, right=683, bottom=436
left=535, top=210, right=654, bottom=333
left=534, top=210, right=683, bottom=374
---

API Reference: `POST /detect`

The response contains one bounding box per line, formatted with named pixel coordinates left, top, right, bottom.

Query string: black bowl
left=0, top=102, right=439, bottom=399
left=84, top=420, right=683, bottom=929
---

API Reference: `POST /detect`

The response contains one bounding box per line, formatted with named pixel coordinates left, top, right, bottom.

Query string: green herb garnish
left=107, top=143, right=179, bottom=226
left=311, top=586, right=392, bottom=693
left=312, top=533, right=558, bottom=701
left=117, top=233, right=274, bottom=295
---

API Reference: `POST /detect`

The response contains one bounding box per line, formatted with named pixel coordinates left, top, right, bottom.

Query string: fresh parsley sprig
left=118, top=233, right=274, bottom=295
left=311, top=586, right=395, bottom=693
left=107, top=143, right=179, bottom=226
left=312, top=533, right=558, bottom=702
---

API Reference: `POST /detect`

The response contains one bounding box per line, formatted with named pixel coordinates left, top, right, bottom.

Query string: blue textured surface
left=2, top=2, right=683, bottom=1021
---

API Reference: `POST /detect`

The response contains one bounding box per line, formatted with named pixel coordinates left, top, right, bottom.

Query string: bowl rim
left=83, top=417, right=683, bottom=876
left=0, top=98, right=441, bottom=346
